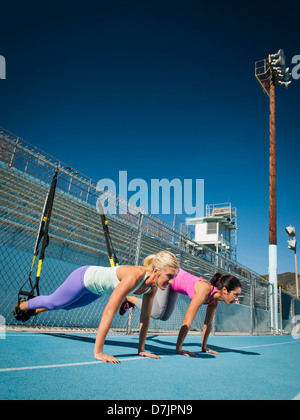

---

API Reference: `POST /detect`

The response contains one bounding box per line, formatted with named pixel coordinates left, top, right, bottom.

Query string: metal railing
left=279, top=287, right=300, bottom=334
left=0, top=127, right=273, bottom=334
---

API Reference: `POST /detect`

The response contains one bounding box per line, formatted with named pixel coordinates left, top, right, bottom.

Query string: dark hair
left=210, top=272, right=241, bottom=292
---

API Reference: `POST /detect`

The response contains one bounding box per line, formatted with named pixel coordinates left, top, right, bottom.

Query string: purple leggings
left=27, top=266, right=101, bottom=311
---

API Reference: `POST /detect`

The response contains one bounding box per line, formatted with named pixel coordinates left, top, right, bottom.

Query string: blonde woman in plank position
left=16, top=251, right=179, bottom=364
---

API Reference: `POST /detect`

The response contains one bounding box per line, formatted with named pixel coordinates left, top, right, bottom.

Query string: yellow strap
left=30, top=255, right=36, bottom=271
left=36, top=260, right=43, bottom=277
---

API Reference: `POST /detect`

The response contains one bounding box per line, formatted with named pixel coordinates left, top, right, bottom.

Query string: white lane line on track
left=231, top=341, right=300, bottom=350
left=1, top=339, right=298, bottom=373
left=0, top=356, right=149, bottom=372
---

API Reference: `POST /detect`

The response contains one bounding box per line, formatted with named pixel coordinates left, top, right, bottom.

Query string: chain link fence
left=0, top=128, right=275, bottom=334
left=279, top=288, right=300, bottom=334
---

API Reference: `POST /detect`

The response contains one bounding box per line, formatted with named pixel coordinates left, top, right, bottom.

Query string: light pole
left=255, top=49, right=292, bottom=332
left=285, top=225, right=299, bottom=298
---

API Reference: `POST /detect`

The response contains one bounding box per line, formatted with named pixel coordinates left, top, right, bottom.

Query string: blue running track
left=1, top=332, right=299, bottom=400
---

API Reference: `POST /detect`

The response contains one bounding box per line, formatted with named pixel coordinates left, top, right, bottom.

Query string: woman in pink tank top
left=121, top=268, right=241, bottom=357
left=173, top=269, right=241, bottom=357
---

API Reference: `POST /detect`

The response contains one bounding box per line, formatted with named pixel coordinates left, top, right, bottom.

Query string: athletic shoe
left=12, top=297, right=36, bottom=322
left=119, top=300, right=135, bottom=316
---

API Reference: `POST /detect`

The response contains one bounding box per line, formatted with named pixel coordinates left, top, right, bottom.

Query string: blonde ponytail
left=143, top=254, right=157, bottom=272
left=143, top=251, right=179, bottom=274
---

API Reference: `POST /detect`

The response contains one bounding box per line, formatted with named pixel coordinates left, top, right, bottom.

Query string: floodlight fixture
left=285, top=225, right=296, bottom=237
left=255, top=48, right=292, bottom=96
left=288, top=239, right=296, bottom=251
left=284, top=225, right=298, bottom=298
left=270, top=49, right=286, bottom=61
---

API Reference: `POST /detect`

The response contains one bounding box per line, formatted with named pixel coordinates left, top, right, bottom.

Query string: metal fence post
left=279, top=287, right=283, bottom=333
left=270, top=283, right=276, bottom=334
left=250, top=277, right=254, bottom=335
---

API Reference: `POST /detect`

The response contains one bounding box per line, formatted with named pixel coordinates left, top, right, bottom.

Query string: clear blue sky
left=1, top=0, right=299, bottom=275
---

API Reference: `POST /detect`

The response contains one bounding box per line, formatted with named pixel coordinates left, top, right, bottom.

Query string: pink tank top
left=171, top=268, right=217, bottom=304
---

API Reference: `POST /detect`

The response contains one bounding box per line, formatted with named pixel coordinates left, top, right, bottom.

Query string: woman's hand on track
left=94, top=352, right=120, bottom=364
left=139, top=351, right=160, bottom=359
left=202, top=348, right=219, bottom=355
left=176, top=349, right=197, bottom=358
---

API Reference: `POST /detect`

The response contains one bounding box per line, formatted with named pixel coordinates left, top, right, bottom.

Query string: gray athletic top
left=84, top=266, right=150, bottom=296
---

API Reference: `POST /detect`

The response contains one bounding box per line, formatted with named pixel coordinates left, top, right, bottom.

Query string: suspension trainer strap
left=18, top=171, right=58, bottom=300
left=98, top=199, right=119, bottom=267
